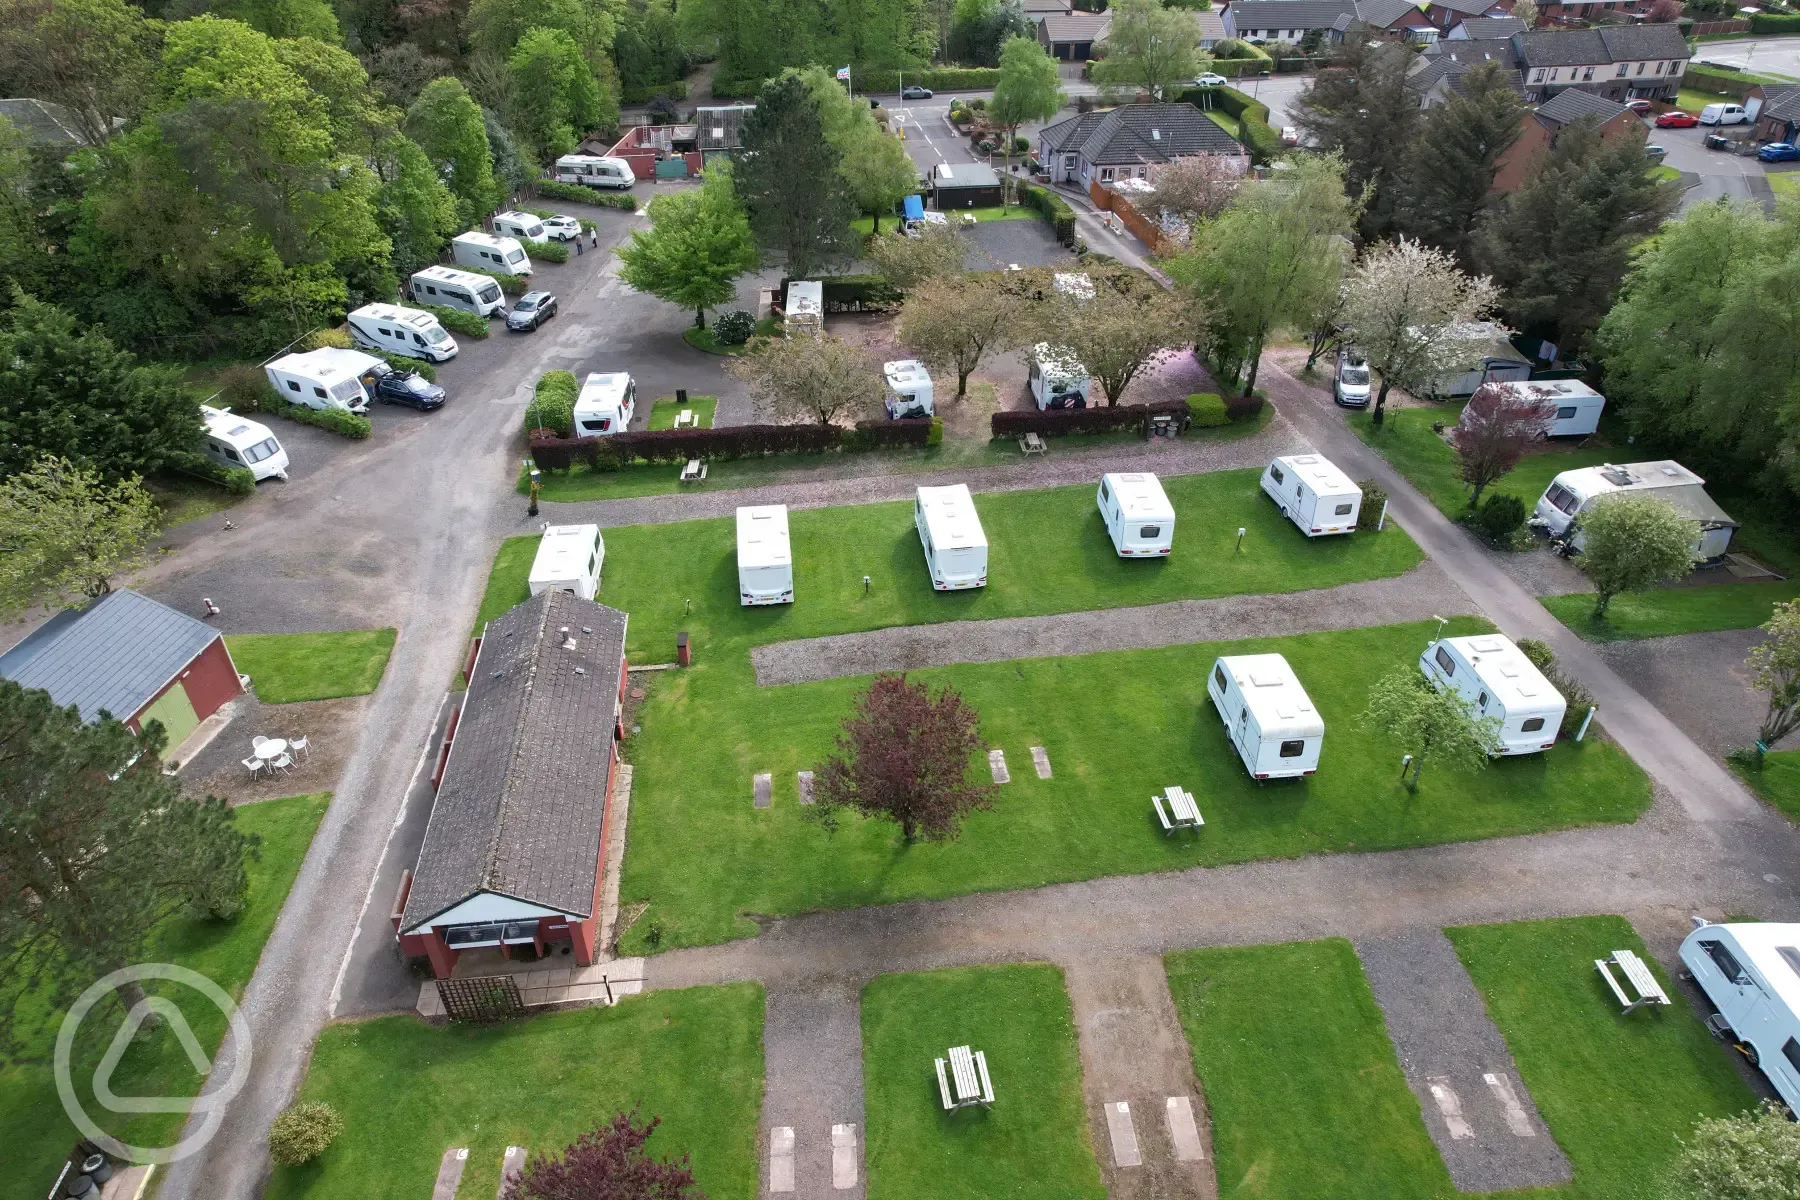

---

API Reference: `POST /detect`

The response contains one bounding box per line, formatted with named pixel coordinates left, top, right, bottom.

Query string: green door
left=139, top=682, right=200, bottom=751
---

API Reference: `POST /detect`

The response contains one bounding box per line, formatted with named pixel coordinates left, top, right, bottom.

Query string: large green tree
left=407, top=76, right=503, bottom=227
left=210, top=0, right=342, bottom=42
left=948, top=0, right=1035, bottom=66
left=1291, top=36, right=1421, bottom=239
left=0, top=456, right=162, bottom=620
left=0, top=0, right=161, bottom=146
left=1092, top=0, right=1203, bottom=100
left=735, top=74, right=858, bottom=279
left=790, top=65, right=917, bottom=230
left=465, top=0, right=620, bottom=63
left=616, top=162, right=759, bottom=326
left=612, top=0, right=688, bottom=94
left=1575, top=494, right=1699, bottom=617
left=506, top=26, right=605, bottom=163
left=989, top=35, right=1063, bottom=186
left=376, top=133, right=459, bottom=276
left=1392, top=60, right=1526, bottom=267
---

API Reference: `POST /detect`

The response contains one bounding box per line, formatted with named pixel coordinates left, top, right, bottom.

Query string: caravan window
left=313, top=386, right=328, bottom=399
left=286, top=380, right=301, bottom=392
left=1784, top=1038, right=1800, bottom=1075
left=1139, top=525, right=1161, bottom=539
left=330, top=379, right=364, bottom=403
left=425, top=284, right=438, bottom=295
left=243, top=438, right=279, bottom=464
left=1556, top=406, right=1576, bottom=420
left=215, top=441, right=240, bottom=461
left=478, top=284, right=502, bottom=304
left=1279, top=740, right=1305, bottom=758
left=508, top=250, right=526, bottom=265
left=1435, top=646, right=1456, bottom=675
left=1270, top=464, right=1285, bottom=485
left=1544, top=483, right=1579, bottom=515
left=379, top=327, right=392, bottom=337
left=1213, top=665, right=1227, bottom=691
left=1701, top=940, right=1750, bottom=984
left=1477, top=692, right=1488, bottom=709
left=1334, top=503, right=1353, bottom=516
left=1522, top=716, right=1545, bottom=732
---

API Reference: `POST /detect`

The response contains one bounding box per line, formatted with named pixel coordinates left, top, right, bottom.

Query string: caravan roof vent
left=1600, top=464, right=1638, bottom=486
left=1661, top=465, right=1680, bottom=476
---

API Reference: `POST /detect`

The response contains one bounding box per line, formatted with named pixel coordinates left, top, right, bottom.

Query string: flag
left=837, top=66, right=851, bottom=81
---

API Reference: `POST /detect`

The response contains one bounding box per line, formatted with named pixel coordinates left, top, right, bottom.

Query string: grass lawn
left=265, top=983, right=764, bottom=1200
left=1540, top=580, right=1800, bottom=642
left=1771, top=170, right=1800, bottom=200
left=1647, top=164, right=1680, bottom=183
left=226, top=629, right=398, bottom=703
left=0, top=793, right=329, bottom=1200
left=851, top=206, right=1035, bottom=235
left=648, top=395, right=717, bottom=430
left=861, top=965, right=1102, bottom=1200
left=148, top=473, right=245, bottom=530
left=1165, top=940, right=1451, bottom=1200
left=1734, top=747, right=1800, bottom=822
left=1446, top=917, right=1758, bottom=1200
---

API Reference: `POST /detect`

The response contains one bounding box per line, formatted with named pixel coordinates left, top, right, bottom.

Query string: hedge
left=534, top=180, right=639, bottom=211
left=263, top=395, right=373, bottom=439
left=530, top=422, right=842, bottom=469
left=378, top=352, right=435, bottom=381
left=622, top=80, right=689, bottom=104
left=990, top=397, right=1191, bottom=437
left=1186, top=392, right=1229, bottom=427
left=525, top=371, right=580, bottom=439
left=844, top=418, right=932, bottom=450
left=184, top=458, right=258, bottom=495
left=458, top=264, right=530, bottom=296
left=1176, top=85, right=1277, bottom=163
left=1224, top=390, right=1266, bottom=421
left=525, top=238, right=571, bottom=264
left=1018, top=182, right=1077, bottom=246
left=417, top=304, right=490, bottom=339
left=589, top=191, right=640, bottom=211
left=1752, top=12, right=1800, bottom=30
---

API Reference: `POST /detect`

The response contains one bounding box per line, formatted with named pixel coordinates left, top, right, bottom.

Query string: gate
left=435, top=975, right=524, bottom=1022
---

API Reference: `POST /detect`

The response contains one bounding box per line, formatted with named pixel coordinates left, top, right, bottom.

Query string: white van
left=883, top=360, right=934, bottom=419
left=1334, top=349, right=1371, bottom=408
left=785, top=280, right=823, bottom=336
left=1700, top=103, right=1749, bottom=125
left=199, top=404, right=288, bottom=481
left=736, top=505, right=794, bottom=605
left=1680, top=920, right=1800, bottom=1113
left=493, top=211, right=548, bottom=243
left=1097, top=472, right=1174, bottom=557
left=409, top=266, right=506, bottom=317
left=1533, top=460, right=1737, bottom=559
left=452, top=231, right=532, bottom=277
left=572, top=372, right=636, bottom=436
left=915, top=485, right=988, bottom=590
left=264, top=347, right=384, bottom=412
left=346, top=303, right=458, bottom=363
left=553, top=154, right=636, bottom=189
left=527, top=524, right=604, bottom=600
left=1260, top=455, right=1361, bottom=537
left=1419, top=633, right=1565, bottom=756
left=1206, top=654, right=1323, bottom=780
left=1481, top=379, right=1606, bottom=438
left=1029, top=343, right=1091, bottom=410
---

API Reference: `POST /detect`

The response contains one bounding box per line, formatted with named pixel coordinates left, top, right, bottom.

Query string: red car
left=1656, top=110, right=1699, bottom=128
left=1625, top=98, right=1653, bottom=115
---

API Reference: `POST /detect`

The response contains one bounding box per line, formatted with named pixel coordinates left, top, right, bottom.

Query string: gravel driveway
left=1593, top=628, right=1797, bottom=760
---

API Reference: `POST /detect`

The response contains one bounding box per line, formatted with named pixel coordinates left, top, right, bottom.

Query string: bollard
left=1576, top=706, right=1597, bottom=742
left=1235, top=527, right=1246, bottom=553
left=677, top=632, right=691, bottom=667
left=1377, top=499, right=1389, bottom=531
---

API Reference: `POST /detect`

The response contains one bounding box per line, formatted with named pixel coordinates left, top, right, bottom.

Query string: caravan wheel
left=1736, top=1040, right=1761, bottom=1067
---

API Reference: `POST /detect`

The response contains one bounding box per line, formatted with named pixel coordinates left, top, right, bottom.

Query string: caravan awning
left=902, top=194, right=925, bottom=222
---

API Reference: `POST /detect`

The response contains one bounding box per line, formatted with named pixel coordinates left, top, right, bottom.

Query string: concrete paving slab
left=1031, top=746, right=1052, bottom=779
left=1426, top=1077, right=1474, bottom=1140
left=988, top=749, right=1010, bottom=784
left=769, top=1127, right=796, bottom=1193
left=755, top=772, right=772, bottom=809
left=1164, top=1096, right=1205, bottom=1162
left=497, top=1146, right=527, bottom=1199
left=431, top=1148, right=467, bottom=1200
left=1483, top=1072, right=1535, bottom=1138
left=831, top=1124, right=859, bottom=1189
left=798, top=769, right=815, bottom=805
left=1104, top=1101, right=1143, bottom=1167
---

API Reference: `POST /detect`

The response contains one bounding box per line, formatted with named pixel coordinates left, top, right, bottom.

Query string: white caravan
left=527, top=524, right=604, bottom=600
left=1481, top=379, right=1606, bottom=438
left=492, top=211, right=547, bottom=243
left=1419, top=633, right=1565, bottom=756
left=409, top=266, right=506, bottom=317
left=572, top=372, right=636, bottom=436
left=1206, top=654, right=1324, bottom=780
left=264, top=347, right=384, bottom=412
left=452, top=231, right=532, bottom=277
left=346, top=303, right=458, bottom=363
left=553, top=154, right=636, bottom=189
left=1260, top=455, right=1362, bottom=537
left=883, top=359, right=934, bottom=419
left=736, top=505, right=794, bottom=606
left=1432, top=322, right=1531, bottom=397
left=1680, top=920, right=1800, bottom=1113
left=1028, top=343, right=1092, bottom=410
left=915, top=485, right=988, bottom=591
left=199, top=404, right=288, bottom=482
left=1533, top=461, right=1737, bottom=560
left=785, top=280, right=823, bottom=336
left=1097, top=472, right=1175, bottom=557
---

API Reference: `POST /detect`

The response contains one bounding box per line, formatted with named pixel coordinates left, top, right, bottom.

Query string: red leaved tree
left=1448, top=383, right=1556, bottom=507
left=1645, top=0, right=1682, bottom=22
left=815, top=672, right=996, bottom=843
left=503, top=1110, right=703, bottom=1200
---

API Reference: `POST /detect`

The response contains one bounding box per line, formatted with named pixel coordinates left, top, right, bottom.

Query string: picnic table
left=1153, top=786, right=1204, bottom=836
left=1595, top=949, right=1670, bottom=1014
left=679, top=458, right=707, bottom=483
left=1019, top=432, right=1047, bottom=456
left=674, top=409, right=696, bottom=428
left=935, top=1044, right=995, bottom=1111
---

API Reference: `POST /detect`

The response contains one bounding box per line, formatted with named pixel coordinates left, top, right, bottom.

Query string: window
left=1654, top=61, right=1664, bottom=75
left=1636, top=62, right=1646, bottom=75
left=244, top=438, right=278, bottom=464
left=1582, top=66, right=1594, bottom=81
left=1139, top=525, right=1161, bottom=539
left=313, top=386, right=327, bottom=399
left=1477, top=691, right=1489, bottom=709
left=1544, top=483, right=1580, bottom=515
left=378, top=327, right=392, bottom=337
left=1616, top=63, right=1629, bottom=77
left=223, top=445, right=240, bottom=461
left=1270, top=464, right=1285, bottom=484
left=1784, top=1038, right=1800, bottom=1075
left=507, top=250, right=526, bottom=264
left=1435, top=646, right=1457, bottom=675
left=1334, top=502, right=1353, bottom=516
left=1214, top=665, right=1227, bottom=691
left=1279, top=739, right=1305, bottom=758
left=1556, top=405, right=1577, bottom=419
left=1702, top=939, right=1750, bottom=984
left=413, top=333, right=426, bottom=346
left=1533, top=68, right=1546, bottom=82
left=286, top=380, right=301, bottom=392
left=1522, top=716, right=1546, bottom=732
left=1100, top=167, right=1115, bottom=182
left=425, top=284, right=438, bottom=295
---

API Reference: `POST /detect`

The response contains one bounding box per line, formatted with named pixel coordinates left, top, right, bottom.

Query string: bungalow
left=395, top=589, right=629, bottom=980
left=1410, top=39, right=1526, bottom=109
left=1038, top=11, right=1113, bottom=60
left=1752, top=85, right=1800, bottom=145
left=1492, top=89, right=1641, bottom=192
left=1224, top=0, right=1356, bottom=44
left=1512, top=25, right=1690, bottom=104
left=1450, top=15, right=1528, bottom=38
left=1040, top=103, right=1248, bottom=190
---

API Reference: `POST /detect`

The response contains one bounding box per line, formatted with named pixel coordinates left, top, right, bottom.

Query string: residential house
left=1512, top=25, right=1690, bottom=104
left=1537, top=0, right=1652, bottom=23
left=1039, top=103, right=1248, bottom=189
left=1405, top=0, right=1516, bottom=37
left=1224, top=0, right=1356, bottom=44
left=1226, top=0, right=1508, bottom=44
left=1450, top=15, right=1528, bottom=38
left=1410, top=39, right=1526, bottom=108
left=1752, top=85, right=1800, bottom=144
left=1037, top=10, right=1113, bottom=60
left=1492, top=89, right=1642, bottom=192
left=1020, top=0, right=1071, bottom=11
left=1196, top=9, right=1229, bottom=47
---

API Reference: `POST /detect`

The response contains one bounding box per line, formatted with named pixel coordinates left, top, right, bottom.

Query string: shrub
left=268, top=1100, right=344, bottom=1166
left=1186, top=392, right=1229, bottom=427
left=525, top=238, right=570, bottom=264
left=927, top=416, right=943, bottom=446
left=976, top=139, right=996, bottom=154
left=1018, top=183, right=1076, bottom=246
left=532, top=423, right=843, bottom=469
left=969, top=97, right=986, bottom=110
left=1473, top=492, right=1526, bottom=543
left=184, top=458, right=258, bottom=495
left=416, top=304, right=490, bottom=339
left=459, top=265, right=530, bottom=296
left=846, top=418, right=932, bottom=451
left=713, top=310, right=755, bottom=345
left=1012, top=136, right=1030, bottom=153
left=215, top=363, right=273, bottom=411
left=1752, top=12, right=1800, bottom=30
left=1515, top=638, right=1596, bottom=738
left=378, top=352, right=435, bottom=381
left=281, top=401, right=372, bottom=439
left=526, top=370, right=580, bottom=439
left=1355, top=478, right=1388, bottom=531
left=990, top=398, right=1190, bottom=438
left=591, top=191, right=640, bottom=210
left=535, top=179, right=601, bottom=204
left=1223, top=390, right=1265, bottom=421
left=296, top=327, right=352, bottom=351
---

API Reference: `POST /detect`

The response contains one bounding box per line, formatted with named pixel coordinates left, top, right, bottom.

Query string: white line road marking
left=831, top=1124, right=858, bottom=1189
left=1104, top=1101, right=1142, bottom=1167
left=1165, top=1095, right=1206, bottom=1162
left=769, top=1126, right=795, bottom=1193
left=1483, top=1072, right=1536, bottom=1137
left=1427, top=1077, right=1475, bottom=1140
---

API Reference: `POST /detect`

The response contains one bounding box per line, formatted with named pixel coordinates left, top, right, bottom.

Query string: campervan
left=527, top=524, right=604, bottom=600
left=914, top=485, right=988, bottom=590
left=1680, top=920, right=1800, bottom=1113
left=345, top=303, right=459, bottom=363
left=493, top=211, right=547, bottom=243
left=264, top=347, right=384, bottom=412
left=553, top=154, right=636, bottom=189
left=1419, top=633, right=1566, bottom=756
left=409, top=266, right=506, bottom=317
left=736, top=505, right=794, bottom=605
left=1482, top=379, right=1606, bottom=438
left=786, top=281, right=823, bottom=336
left=1532, top=460, right=1737, bottom=559
left=1206, top=654, right=1323, bottom=780
left=1028, top=343, right=1091, bottom=410
left=451, top=231, right=532, bottom=277
left=1097, top=472, right=1175, bottom=557
left=199, top=404, right=288, bottom=482
left=1260, top=455, right=1361, bottom=537
left=572, top=372, right=636, bottom=436
left=883, top=360, right=934, bottom=419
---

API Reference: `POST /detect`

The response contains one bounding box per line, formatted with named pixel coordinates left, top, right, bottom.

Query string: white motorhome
left=553, top=154, right=636, bottom=189
left=452, top=231, right=532, bottom=277
left=199, top=404, right=288, bottom=481
left=1097, top=472, right=1174, bottom=557
left=493, top=211, right=548, bottom=243
left=1028, top=343, right=1091, bottom=410
left=914, top=484, right=988, bottom=591
left=527, top=524, right=604, bottom=600
left=1533, top=460, right=1737, bottom=560
left=883, top=360, right=934, bottom=419
left=1206, top=654, right=1324, bottom=780
left=1419, top=633, right=1566, bottom=756
left=409, top=266, right=506, bottom=317
left=572, top=372, right=636, bottom=436
left=1481, top=379, right=1606, bottom=438
left=346, top=303, right=459, bottom=363
left=785, top=280, right=823, bottom=336
left=264, top=347, right=384, bottom=412
left=1680, top=920, right=1800, bottom=1112
left=1260, top=455, right=1361, bottom=537
left=736, top=505, right=794, bottom=605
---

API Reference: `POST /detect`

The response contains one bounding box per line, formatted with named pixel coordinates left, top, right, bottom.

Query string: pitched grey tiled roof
left=1427, top=0, right=1507, bottom=16
left=1536, top=87, right=1630, bottom=126
left=0, top=590, right=221, bottom=723
left=1356, top=0, right=1419, bottom=27
left=1762, top=86, right=1800, bottom=122
left=0, top=98, right=87, bottom=146
left=1019, top=0, right=1070, bottom=10
left=1039, top=11, right=1112, bottom=41
left=1041, top=104, right=1245, bottom=164
left=1455, top=16, right=1526, bottom=38
left=1425, top=37, right=1521, bottom=67
left=1595, top=23, right=1691, bottom=63
left=1228, top=0, right=1357, bottom=31
left=401, top=590, right=628, bottom=931
left=1514, top=24, right=1689, bottom=68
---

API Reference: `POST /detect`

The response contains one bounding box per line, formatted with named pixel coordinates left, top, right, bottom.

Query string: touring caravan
left=199, top=405, right=288, bottom=482
left=915, top=485, right=988, bottom=590
left=1097, top=472, right=1175, bottom=557
left=883, top=360, right=934, bottom=419
left=553, top=154, right=636, bottom=189
left=346, top=303, right=458, bottom=363
left=736, top=505, right=794, bottom=605
left=1028, top=343, right=1091, bottom=410
left=572, top=372, right=636, bottom=436
left=1206, top=654, right=1323, bottom=780
left=1260, top=455, right=1361, bottom=537
left=1419, top=633, right=1565, bottom=756
left=409, top=266, right=506, bottom=317
left=527, top=524, right=604, bottom=601
left=1680, top=920, right=1800, bottom=1113
left=264, top=347, right=384, bottom=412
left=452, top=231, right=532, bottom=277
left=786, top=281, right=823, bottom=336
left=1481, top=379, right=1606, bottom=439
left=1533, top=461, right=1737, bottom=560
left=492, top=211, right=547, bottom=243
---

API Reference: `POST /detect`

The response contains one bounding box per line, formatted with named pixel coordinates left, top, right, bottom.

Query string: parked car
left=1699, top=103, right=1749, bottom=126
left=1280, top=126, right=1300, bottom=146
left=366, top=363, right=446, bottom=411
left=539, top=215, right=583, bottom=241
left=1625, top=98, right=1653, bottom=115
left=506, top=292, right=558, bottom=331
left=901, top=84, right=933, bottom=99
left=1644, top=144, right=1668, bottom=162
left=1334, top=350, right=1371, bottom=408
left=1655, top=109, right=1698, bottom=128
left=1758, top=142, right=1800, bottom=162
left=1192, top=72, right=1228, bottom=87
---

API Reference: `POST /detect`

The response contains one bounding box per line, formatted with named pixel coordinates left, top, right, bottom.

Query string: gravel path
left=761, top=982, right=866, bottom=1200
left=751, top=561, right=1471, bottom=686
left=1593, top=629, right=1798, bottom=760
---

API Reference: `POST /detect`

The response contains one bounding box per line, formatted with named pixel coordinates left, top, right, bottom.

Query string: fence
left=436, top=975, right=525, bottom=1022
left=1688, top=18, right=1752, bottom=34
left=1088, top=181, right=1171, bottom=254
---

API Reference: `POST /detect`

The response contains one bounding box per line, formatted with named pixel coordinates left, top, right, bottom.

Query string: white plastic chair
left=251, top=735, right=272, bottom=757
left=270, top=751, right=294, bottom=773
left=289, top=736, right=309, bottom=761
left=243, top=756, right=265, bottom=777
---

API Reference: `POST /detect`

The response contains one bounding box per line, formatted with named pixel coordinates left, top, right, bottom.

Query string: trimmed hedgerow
left=843, top=418, right=933, bottom=451
left=1018, top=183, right=1077, bottom=246
left=525, top=371, right=580, bottom=439
left=531, top=423, right=842, bottom=470
left=990, top=398, right=1190, bottom=437
left=416, top=304, right=490, bottom=339
left=525, top=238, right=570, bottom=264
left=1187, top=392, right=1229, bottom=427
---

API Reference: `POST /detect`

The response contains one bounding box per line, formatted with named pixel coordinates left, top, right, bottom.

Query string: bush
left=278, top=400, right=372, bottom=439
left=845, top=418, right=932, bottom=451
left=991, top=398, right=1190, bottom=438
left=1473, top=492, right=1526, bottom=543
left=378, top=352, right=435, bottom=381
left=1176, top=85, right=1281, bottom=163
left=459, top=265, right=530, bottom=296
left=525, top=238, right=570, bottom=264
left=969, top=97, right=987, bottom=110
left=713, top=310, right=755, bottom=345
left=1355, top=478, right=1388, bottom=531
left=1011, top=136, right=1030, bottom=153
left=268, top=1100, right=344, bottom=1166
left=1186, top=392, right=1229, bottom=427
left=621, top=80, right=689, bottom=104
left=219, top=366, right=373, bottom=438
left=1515, top=638, right=1596, bottom=738
left=531, top=423, right=843, bottom=469
left=184, top=458, right=258, bottom=495
left=780, top=273, right=903, bottom=312
left=525, top=370, right=580, bottom=440
left=1752, top=12, right=1800, bottom=29
left=927, top=415, right=943, bottom=446
left=416, top=304, right=490, bottom=339
left=590, top=191, right=640, bottom=211
left=535, top=179, right=602, bottom=204
left=976, top=139, right=996, bottom=154
left=296, top=327, right=353, bottom=351
left=1018, top=183, right=1077, bottom=246
left=1223, top=390, right=1265, bottom=421
left=215, top=363, right=272, bottom=411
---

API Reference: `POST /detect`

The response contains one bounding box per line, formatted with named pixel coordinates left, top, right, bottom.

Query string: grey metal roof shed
left=0, top=590, right=223, bottom=723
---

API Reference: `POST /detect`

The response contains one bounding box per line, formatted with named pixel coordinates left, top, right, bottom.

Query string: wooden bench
left=1595, top=949, right=1670, bottom=1014
left=934, top=1044, right=995, bottom=1111
left=1019, top=432, right=1047, bottom=456
left=679, top=458, right=707, bottom=483
left=1153, top=786, right=1204, bottom=836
